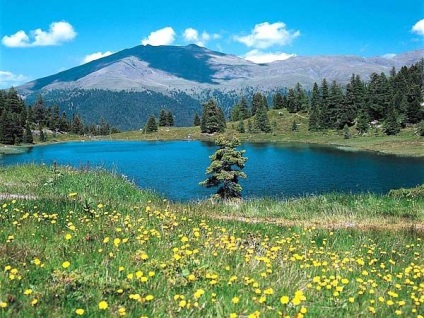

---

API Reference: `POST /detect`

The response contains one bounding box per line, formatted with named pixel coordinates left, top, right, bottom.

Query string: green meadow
left=0, top=164, right=423, bottom=317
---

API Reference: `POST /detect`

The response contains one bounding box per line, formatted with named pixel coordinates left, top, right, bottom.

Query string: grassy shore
left=107, top=109, right=424, bottom=157
left=1, top=109, right=423, bottom=157
left=0, top=164, right=423, bottom=317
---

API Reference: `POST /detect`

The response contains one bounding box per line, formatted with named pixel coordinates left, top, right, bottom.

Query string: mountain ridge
left=15, top=45, right=424, bottom=130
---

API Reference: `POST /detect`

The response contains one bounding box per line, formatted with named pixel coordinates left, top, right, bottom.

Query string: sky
left=0, top=0, right=423, bottom=88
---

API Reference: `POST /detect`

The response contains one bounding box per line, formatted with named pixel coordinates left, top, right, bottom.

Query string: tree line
left=0, top=90, right=118, bottom=145
left=196, top=60, right=424, bottom=136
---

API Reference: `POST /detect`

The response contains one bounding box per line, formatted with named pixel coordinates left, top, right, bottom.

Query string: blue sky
left=0, top=0, right=423, bottom=88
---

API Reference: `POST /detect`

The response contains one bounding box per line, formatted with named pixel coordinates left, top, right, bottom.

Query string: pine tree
left=193, top=113, right=201, bottom=126
left=39, top=128, right=47, bottom=142
left=308, top=82, right=320, bottom=131
left=23, top=122, right=33, bottom=144
left=159, top=109, right=168, bottom=127
left=166, top=111, right=174, bottom=126
left=318, top=79, right=330, bottom=129
left=144, top=115, right=158, bottom=133
left=291, top=120, right=298, bottom=132
left=273, top=92, right=284, bottom=109
left=238, top=97, right=250, bottom=120
left=356, top=106, right=370, bottom=134
left=254, top=103, right=271, bottom=133
left=251, top=93, right=264, bottom=116
left=200, top=99, right=226, bottom=133
left=200, top=136, right=247, bottom=200
left=384, top=104, right=401, bottom=135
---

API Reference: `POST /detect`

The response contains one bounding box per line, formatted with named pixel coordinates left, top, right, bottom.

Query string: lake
left=1, top=140, right=423, bottom=201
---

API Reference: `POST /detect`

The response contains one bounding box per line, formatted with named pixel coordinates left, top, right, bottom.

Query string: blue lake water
left=1, top=140, right=424, bottom=201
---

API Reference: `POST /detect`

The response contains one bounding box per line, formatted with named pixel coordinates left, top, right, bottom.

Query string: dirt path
left=210, top=214, right=424, bottom=233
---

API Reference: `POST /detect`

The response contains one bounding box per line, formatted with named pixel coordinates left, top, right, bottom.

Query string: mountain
left=17, top=44, right=424, bottom=130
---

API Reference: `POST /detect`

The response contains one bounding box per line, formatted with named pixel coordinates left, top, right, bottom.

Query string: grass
left=0, top=164, right=423, bottom=317
left=1, top=109, right=422, bottom=158
left=106, top=109, right=424, bottom=157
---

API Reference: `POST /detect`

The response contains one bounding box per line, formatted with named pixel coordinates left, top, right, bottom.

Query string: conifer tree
left=254, top=103, right=271, bottom=133
left=273, top=92, right=284, bottom=109
left=159, top=109, right=168, bottom=127
left=193, top=113, right=201, bottom=126
left=384, top=104, right=401, bottom=135
left=308, top=82, right=320, bottom=131
left=356, top=105, right=370, bottom=134
left=200, top=136, right=247, bottom=200
left=23, top=122, right=33, bottom=144
left=144, top=115, right=158, bottom=133
left=200, top=99, right=226, bottom=133
left=166, top=111, right=174, bottom=126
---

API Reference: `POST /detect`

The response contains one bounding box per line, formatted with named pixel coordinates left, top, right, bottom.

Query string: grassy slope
left=107, top=109, right=424, bottom=157
left=1, top=109, right=422, bottom=157
left=0, top=165, right=423, bottom=317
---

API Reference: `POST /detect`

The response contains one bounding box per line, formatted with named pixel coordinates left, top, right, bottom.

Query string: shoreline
left=1, top=137, right=423, bottom=159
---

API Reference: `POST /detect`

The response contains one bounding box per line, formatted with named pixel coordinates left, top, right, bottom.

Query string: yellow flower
left=145, top=295, right=154, bottom=301
left=0, top=301, right=7, bottom=308
left=75, top=308, right=85, bottom=315
left=230, top=314, right=237, bottom=318
left=31, top=298, right=38, bottom=306
left=179, top=300, right=187, bottom=308
left=24, top=289, right=32, bottom=295
left=68, top=192, right=78, bottom=197
left=97, top=203, right=104, bottom=208
left=280, top=296, right=290, bottom=304
left=65, top=233, right=72, bottom=240
left=300, top=307, right=307, bottom=314
left=62, top=261, right=71, bottom=269
left=98, top=300, right=108, bottom=310
left=232, top=296, right=240, bottom=304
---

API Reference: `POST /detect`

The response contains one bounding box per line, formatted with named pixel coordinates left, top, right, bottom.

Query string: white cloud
left=234, top=21, right=300, bottom=49
left=2, top=21, right=76, bottom=47
left=244, top=50, right=296, bottom=64
left=183, top=28, right=218, bottom=47
left=82, top=51, right=114, bottom=64
left=0, top=71, right=29, bottom=88
left=141, top=27, right=175, bottom=46
left=412, top=18, right=424, bottom=36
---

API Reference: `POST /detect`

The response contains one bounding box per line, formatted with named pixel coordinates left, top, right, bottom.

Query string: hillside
left=16, top=45, right=424, bottom=130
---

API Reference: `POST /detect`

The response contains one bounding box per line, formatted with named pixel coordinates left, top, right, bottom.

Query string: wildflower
left=68, top=192, right=78, bottom=197
left=145, top=295, right=154, bottom=301
left=65, top=234, right=72, bottom=240
left=75, top=308, right=85, bottom=315
left=24, top=289, right=32, bottom=295
left=280, top=296, right=290, bottom=304
left=232, top=296, right=240, bottom=304
left=62, top=261, right=71, bottom=269
left=179, top=300, right=187, bottom=308
left=0, top=301, right=7, bottom=308
left=98, top=301, right=108, bottom=310
left=31, top=298, right=38, bottom=306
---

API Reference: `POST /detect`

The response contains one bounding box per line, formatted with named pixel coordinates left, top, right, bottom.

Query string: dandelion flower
left=75, top=308, right=85, bottom=315
left=232, top=296, right=240, bottom=304
left=62, top=261, right=71, bottom=269
left=98, top=300, right=108, bottom=310
left=280, top=296, right=290, bottom=304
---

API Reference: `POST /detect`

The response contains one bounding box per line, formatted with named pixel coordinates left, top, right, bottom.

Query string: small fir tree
left=193, top=113, right=201, bottom=126
left=291, top=120, right=298, bottom=132
left=166, top=111, right=174, bottom=127
left=200, top=136, right=247, bottom=200
left=158, top=110, right=168, bottom=127
left=144, top=115, right=158, bottom=133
